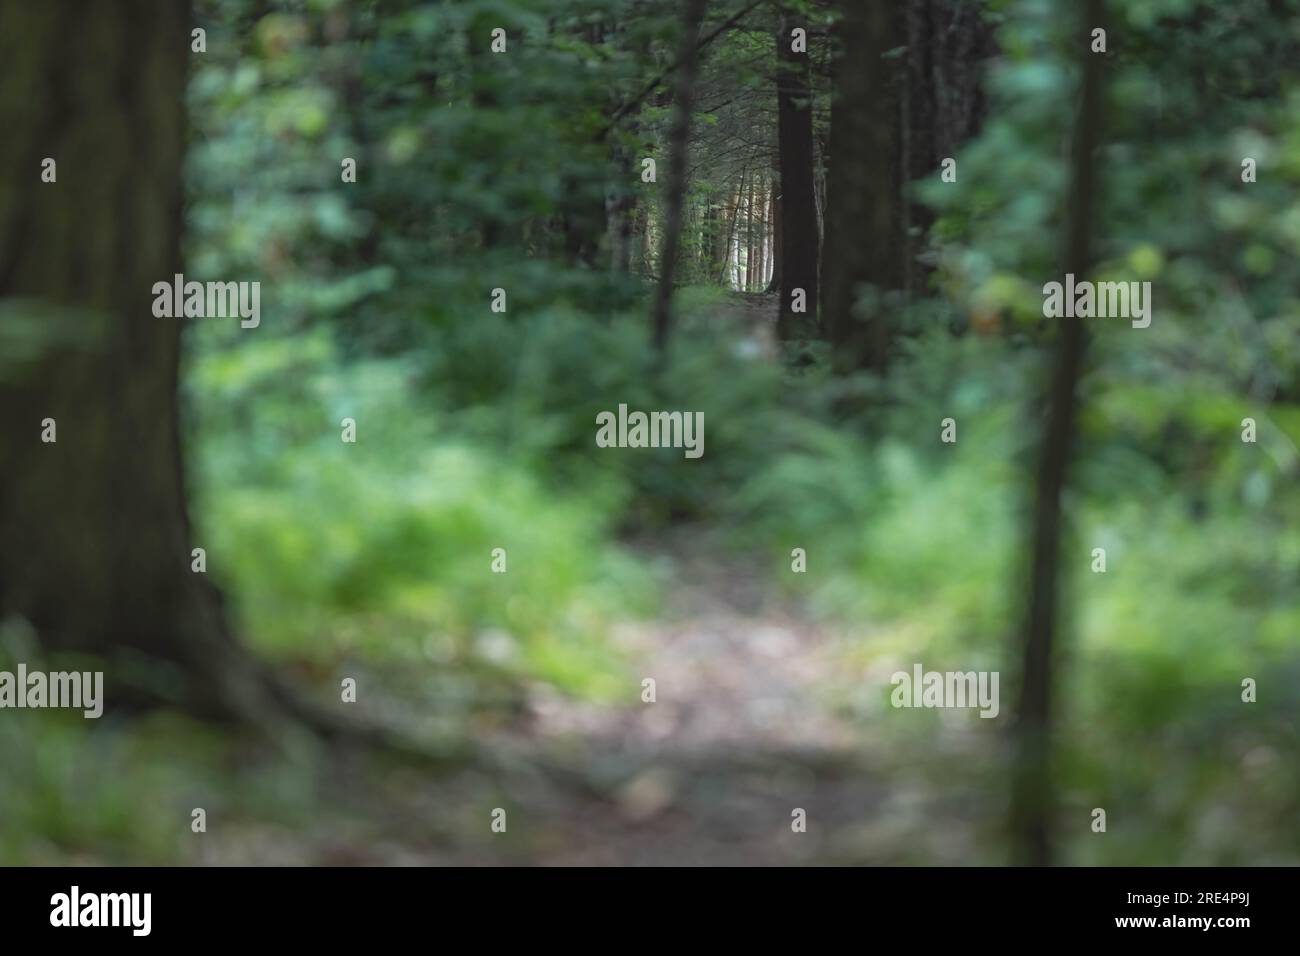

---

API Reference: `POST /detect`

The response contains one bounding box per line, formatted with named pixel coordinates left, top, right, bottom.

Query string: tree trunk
left=608, top=124, right=639, bottom=273
left=901, top=0, right=997, bottom=295
left=765, top=168, right=782, bottom=293
left=708, top=188, right=729, bottom=283
left=0, top=0, right=276, bottom=718
left=721, top=167, right=746, bottom=286
left=693, top=196, right=704, bottom=281
left=642, top=201, right=655, bottom=276
left=814, top=129, right=827, bottom=277
left=822, top=0, right=904, bottom=373
left=745, top=177, right=756, bottom=291
left=651, top=0, right=707, bottom=353
left=774, top=10, right=819, bottom=337
left=605, top=20, right=651, bottom=275
left=1010, top=0, right=1105, bottom=867
left=467, top=13, right=504, bottom=251
left=740, top=182, right=749, bottom=291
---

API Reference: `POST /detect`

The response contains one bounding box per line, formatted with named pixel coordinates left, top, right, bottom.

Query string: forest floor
left=200, top=533, right=996, bottom=866
left=185, top=292, right=997, bottom=866
left=718, top=290, right=780, bottom=356
left=157, top=291, right=1004, bottom=866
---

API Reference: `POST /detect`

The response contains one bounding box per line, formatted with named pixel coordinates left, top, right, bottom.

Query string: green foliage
left=187, top=324, right=651, bottom=700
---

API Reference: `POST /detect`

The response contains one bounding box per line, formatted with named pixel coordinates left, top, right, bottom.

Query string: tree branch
left=597, top=0, right=765, bottom=142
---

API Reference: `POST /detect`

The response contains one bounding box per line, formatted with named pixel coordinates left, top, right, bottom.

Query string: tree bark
left=900, top=0, right=997, bottom=295
left=765, top=167, right=782, bottom=293
left=641, top=201, right=655, bottom=276
left=721, top=167, right=746, bottom=286
left=0, top=0, right=278, bottom=718
left=651, top=0, right=708, bottom=352
left=759, top=171, right=764, bottom=291
left=774, top=9, right=819, bottom=336
left=822, top=0, right=904, bottom=372
left=708, top=187, right=729, bottom=282
left=1010, top=0, right=1105, bottom=867
left=609, top=153, right=638, bottom=274
left=745, top=176, right=756, bottom=291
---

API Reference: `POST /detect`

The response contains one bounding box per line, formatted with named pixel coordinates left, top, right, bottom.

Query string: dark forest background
left=1, top=0, right=1298, bottom=865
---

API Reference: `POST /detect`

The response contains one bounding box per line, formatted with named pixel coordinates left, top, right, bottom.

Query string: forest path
left=526, top=533, right=864, bottom=755
left=709, top=289, right=780, bottom=360
left=233, top=539, right=989, bottom=867
left=204, top=318, right=977, bottom=865
left=503, top=535, right=887, bottom=864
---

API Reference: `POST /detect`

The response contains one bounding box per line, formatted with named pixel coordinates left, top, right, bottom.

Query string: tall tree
left=467, top=11, right=505, bottom=251
left=822, top=0, right=993, bottom=369
left=774, top=9, right=819, bottom=337
left=721, top=167, right=746, bottom=285
left=1009, top=0, right=1106, bottom=867
left=609, top=143, right=639, bottom=273
left=708, top=186, right=729, bottom=281
left=765, top=160, right=782, bottom=293
left=748, top=174, right=759, bottom=290
left=652, top=0, right=709, bottom=352
left=0, top=0, right=276, bottom=719
left=899, top=0, right=996, bottom=294
left=822, top=0, right=904, bottom=373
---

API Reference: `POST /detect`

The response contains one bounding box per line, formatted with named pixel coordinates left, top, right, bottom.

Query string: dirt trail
left=203, top=542, right=987, bottom=866
left=499, top=544, right=876, bottom=864
left=471, top=540, right=990, bottom=866
left=716, top=290, right=780, bottom=359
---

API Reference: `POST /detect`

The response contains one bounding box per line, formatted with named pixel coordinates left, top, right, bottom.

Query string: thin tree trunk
left=651, top=0, right=708, bottom=352
left=767, top=177, right=775, bottom=287
left=642, top=202, right=655, bottom=275
left=729, top=184, right=739, bottom=289
left=765, top=167, right=782, bottom=293
left=468, top=13, right=504, bottom=251
left=731, top=188, right=741, bottom=289
left=695, top=196, right=705, bottom=281
left=814, top=129, right=827, bottom=275
left=1010, top=0, right=1105, bottom=867
left=609, top=132, right=639, bottom=273
left=708, top=188, right=728, bottom=282
left=775, top=9, right=819, bottom=336
left=741, top=182, right=749, bottom=290
left=721, top=167, right=746, bottom=285
left=745, top=176, right=756, bottom=291
left=743, top=178, right=754, bottom=286
left=607, top=20, right=654, bottom=274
